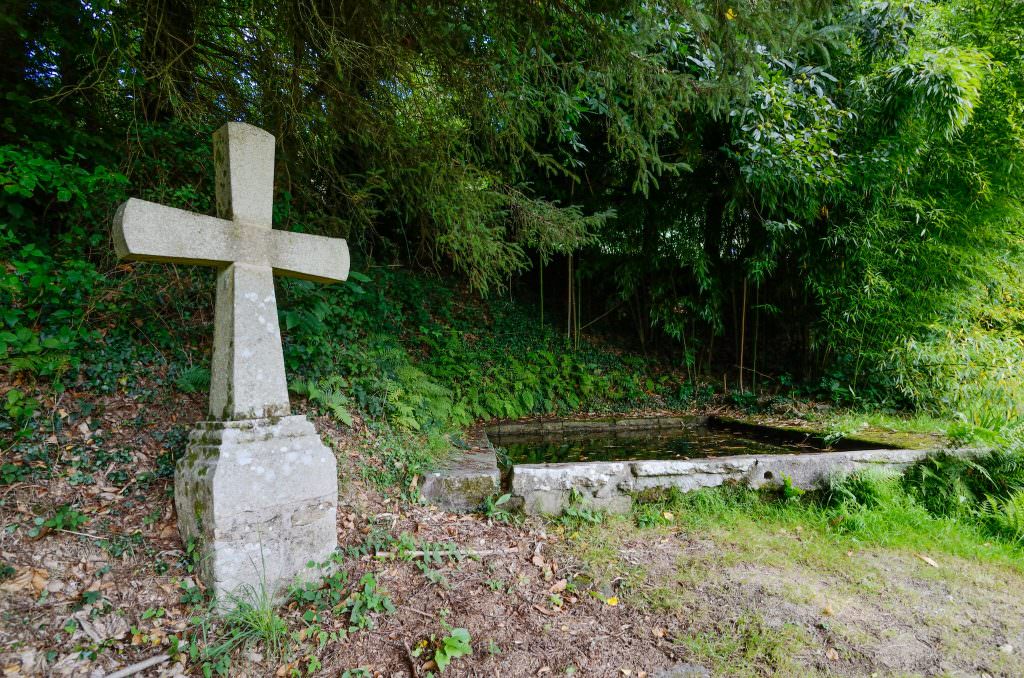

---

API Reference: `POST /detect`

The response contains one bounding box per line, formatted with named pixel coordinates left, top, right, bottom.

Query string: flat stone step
left=419, top=447, right=500, bottom=512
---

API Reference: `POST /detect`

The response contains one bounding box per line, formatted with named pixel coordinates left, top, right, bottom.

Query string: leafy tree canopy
left=3, top=0, right=1023, bottom=424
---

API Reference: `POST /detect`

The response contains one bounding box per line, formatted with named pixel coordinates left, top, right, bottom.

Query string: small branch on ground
left=104, top=653, right=170, bottom=678
left=400, top=605, right=435, bottom=620
left=364, top=546, right=519, bottom=561
left=398, top=640, right=421, bottom=678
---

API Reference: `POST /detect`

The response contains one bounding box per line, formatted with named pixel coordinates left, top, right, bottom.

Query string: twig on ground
left=103, top=653, right=170, bottom=678
left=398, top=640, right=421, bottom=678
left=58, top=528, right=103, bottom=540
left=365, top=546, right=518, bottom=561
left=400, top=605, right=434, bottom=620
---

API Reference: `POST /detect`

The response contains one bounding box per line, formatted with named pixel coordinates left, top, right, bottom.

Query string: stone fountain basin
left=420, top=416, right=938, bottom=515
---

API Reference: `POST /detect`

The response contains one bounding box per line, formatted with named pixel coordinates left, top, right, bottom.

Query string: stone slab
left=511, top=461, right=634, bottom=515
left=420, top=448, right=500, bottom=512
left=175, top=415, right=338, bottom=603
left=512, top=447, right=937, bottom=516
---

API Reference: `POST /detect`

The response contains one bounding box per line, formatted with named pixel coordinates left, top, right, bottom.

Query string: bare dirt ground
left=1, top=393, right=1021, bottom=677
left=561, top=522, right=1024, bottom=677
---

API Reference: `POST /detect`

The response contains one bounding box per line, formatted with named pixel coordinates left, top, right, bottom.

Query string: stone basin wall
left=488, top=415, right=706, bottom=436
left=510, top=447, right=936, bottom=516
left=421, top=415, right=941, bottom=515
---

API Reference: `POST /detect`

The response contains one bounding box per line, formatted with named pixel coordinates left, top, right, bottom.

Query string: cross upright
left=113, top=122, right=349, bottom=419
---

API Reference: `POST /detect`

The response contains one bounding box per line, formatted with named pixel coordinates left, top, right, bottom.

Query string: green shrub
left=902, top=452, right=989, bottom=517
left=969, top=448, right=1024, bottom=502
left=904, top=445, right=1024, bottom=518
left=981, top=491, right=1024, bottom=543
left=823, top=469, right=903, bottom=510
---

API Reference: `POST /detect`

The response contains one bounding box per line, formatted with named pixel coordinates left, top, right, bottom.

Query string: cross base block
left=175, top=416, right=338, bottom=604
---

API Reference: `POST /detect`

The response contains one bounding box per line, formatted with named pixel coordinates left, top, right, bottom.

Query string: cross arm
left=269, top=231, right=350, bottom=283
left=114, top=197, right=350, bottom=282
left=113, top=198, right=238, bottom=267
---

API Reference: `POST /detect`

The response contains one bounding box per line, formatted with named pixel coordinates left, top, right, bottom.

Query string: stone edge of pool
left=419, top=416, right=943, bottom=515
left=510, top=447, right=935, bottom=515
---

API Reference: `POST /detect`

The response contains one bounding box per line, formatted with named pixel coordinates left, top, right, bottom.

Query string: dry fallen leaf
left=1, top=567, right=48, bottom=595
left=826, top=647, right=840, bottom=661
left=0, top=570, right=30, bottom=594
left=549, top=579, right=567, bottom=594
left=916, top=553, right=939, bottom=568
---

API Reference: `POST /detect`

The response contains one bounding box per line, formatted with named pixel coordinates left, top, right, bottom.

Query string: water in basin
left=491, top=424, right=822, bottom=465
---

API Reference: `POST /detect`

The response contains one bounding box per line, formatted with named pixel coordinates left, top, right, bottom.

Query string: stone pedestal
left=174, top=415, right=338, bottom=603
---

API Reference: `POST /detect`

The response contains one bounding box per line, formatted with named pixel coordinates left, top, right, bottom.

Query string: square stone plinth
left=175, top=416, right=338, bottom=603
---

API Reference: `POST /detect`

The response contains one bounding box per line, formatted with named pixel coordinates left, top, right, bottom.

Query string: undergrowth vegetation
left=620, top=445, right=1024, bottom=561
left=278, top=268, right=690, bottom=433
left=2, top=231, right=694, bottom=487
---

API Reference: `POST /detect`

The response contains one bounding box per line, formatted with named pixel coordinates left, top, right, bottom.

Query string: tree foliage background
left=2, top=0, right=1023, bottom=425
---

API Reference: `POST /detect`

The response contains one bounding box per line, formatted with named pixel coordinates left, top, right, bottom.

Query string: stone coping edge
left=487, top=414, right=706, bottom=436
left=509, top=446, right=942, bottom=515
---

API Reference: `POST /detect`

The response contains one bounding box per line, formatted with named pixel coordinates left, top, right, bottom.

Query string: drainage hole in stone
left=763, top=471, right=774, bottom=480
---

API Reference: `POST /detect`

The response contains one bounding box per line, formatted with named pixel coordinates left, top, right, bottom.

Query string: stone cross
left=111, top=123, right=346, bottom=604
left=113, top=122, right=349, bottom=420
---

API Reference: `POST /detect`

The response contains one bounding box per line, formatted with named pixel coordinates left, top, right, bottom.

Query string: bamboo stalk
left=739, top=277, right=747, bottom=392
left=539, top=258, right=544, bottom=330
left=753, top=283, right=760, bottom=393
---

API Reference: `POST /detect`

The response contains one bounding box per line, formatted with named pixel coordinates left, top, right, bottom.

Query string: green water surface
left=492, top=425, right=821, bottom=465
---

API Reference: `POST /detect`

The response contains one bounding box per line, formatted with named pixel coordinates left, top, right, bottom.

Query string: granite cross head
left=112, top=122, right=349, bottom=419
